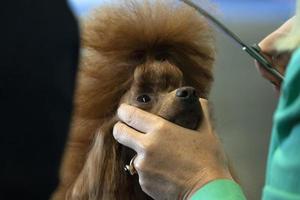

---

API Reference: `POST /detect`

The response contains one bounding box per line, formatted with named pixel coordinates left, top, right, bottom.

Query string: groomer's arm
left=187, top=17, right=296, bottom=200
left=113, top=99, right=246, bottom=200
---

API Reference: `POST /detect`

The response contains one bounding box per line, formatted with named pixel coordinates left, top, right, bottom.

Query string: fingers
left=113, top=121, right=144, bottom=152
left=117, top=104, right=166, bottom=133
left=259, top=32, right=281, bottom=55
left=255, top=18, right=295, bottom=87
left=255, top=60, right=281, bottom=87
left=259, top=17, right=294, bottom=53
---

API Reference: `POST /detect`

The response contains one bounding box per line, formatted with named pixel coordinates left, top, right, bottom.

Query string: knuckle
left=141, top=140, right=155, bottom=154
left=134, top=155, right=151, bottom=173
left=154, top=120, right=167, bottom=132
left=134, top=159, right=144, bottom=172
left=115, top=123, right=124, bottom=132
left=113, top=123, right=126, bottom=139
left=135, top=140, right=148, bottom=151
left=134, top=156, right=151, bottom=173
left=113, top=123, right=121, bottom=136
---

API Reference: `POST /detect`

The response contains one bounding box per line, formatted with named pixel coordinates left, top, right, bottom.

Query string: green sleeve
left=190, top=179, right=246, bottom=200
left=262, top=48, right=300, bottom=199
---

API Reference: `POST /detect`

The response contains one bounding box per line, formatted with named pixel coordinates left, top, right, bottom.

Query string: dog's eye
left=136, top=94, right=151, bottom=103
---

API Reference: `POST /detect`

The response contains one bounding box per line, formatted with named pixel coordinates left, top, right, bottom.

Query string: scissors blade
left=180, top=0, right=284, bottom=82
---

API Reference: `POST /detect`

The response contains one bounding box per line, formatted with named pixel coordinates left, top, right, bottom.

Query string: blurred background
left=68, top=0, right=296, bottom=199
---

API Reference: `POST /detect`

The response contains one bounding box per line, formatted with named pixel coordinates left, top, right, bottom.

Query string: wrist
left=182, top=170, right=234, bottom=200
left=186, top=179, right=246, bottom=200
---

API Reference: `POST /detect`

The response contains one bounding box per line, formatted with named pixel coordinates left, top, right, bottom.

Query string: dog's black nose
left=176, top=87, right=197, bottom=101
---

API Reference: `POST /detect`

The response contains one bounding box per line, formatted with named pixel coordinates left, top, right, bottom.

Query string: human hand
left=255, top=17, right=294, bottom=92
left=113, top=99, right=233, bottom=200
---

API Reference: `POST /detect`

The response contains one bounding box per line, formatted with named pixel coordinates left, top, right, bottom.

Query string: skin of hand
left=255, top=17, right=294, bottom=92
left=113, top=99, right=233, bottom=200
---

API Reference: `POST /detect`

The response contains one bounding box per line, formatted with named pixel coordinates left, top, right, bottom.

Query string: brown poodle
left=52, top=0, right=215, bottom=199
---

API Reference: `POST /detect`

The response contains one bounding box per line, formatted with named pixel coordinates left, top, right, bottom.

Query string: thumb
left=197, top=98, right=213, bottom=133
left=199, top=98, right=210, bottom=120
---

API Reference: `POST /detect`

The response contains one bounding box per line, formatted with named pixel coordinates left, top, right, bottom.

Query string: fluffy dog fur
left=52, top=0, right=215, bottom=199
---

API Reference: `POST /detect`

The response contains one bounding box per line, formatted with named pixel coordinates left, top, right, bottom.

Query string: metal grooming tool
left=180, top=0, right=284, bottom=82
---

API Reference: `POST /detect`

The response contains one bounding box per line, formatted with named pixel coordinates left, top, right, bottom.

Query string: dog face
left=121, top=60, right=202, bottom=130
left=118, top=60, right=204, bottom=200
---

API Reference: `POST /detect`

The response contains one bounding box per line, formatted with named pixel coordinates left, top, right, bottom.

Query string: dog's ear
left=69, top=118, right=123, bottom=199
left=73, top=49, right=136, bottom=118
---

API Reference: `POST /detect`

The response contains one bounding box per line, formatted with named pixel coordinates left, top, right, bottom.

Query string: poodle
left=52, top=0, right=215, bottom=199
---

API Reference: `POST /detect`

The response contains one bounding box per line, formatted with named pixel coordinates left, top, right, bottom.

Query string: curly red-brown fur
left=52, top=1, right=215, bottom=199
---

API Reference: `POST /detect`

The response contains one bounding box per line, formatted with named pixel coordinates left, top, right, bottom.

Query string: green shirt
left=191, top=48, right=300, bottom=200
